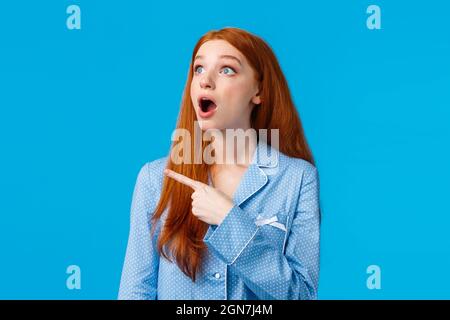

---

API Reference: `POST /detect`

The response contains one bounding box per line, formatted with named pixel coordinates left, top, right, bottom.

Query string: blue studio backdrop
left=0, top=1, right=449, bottom=299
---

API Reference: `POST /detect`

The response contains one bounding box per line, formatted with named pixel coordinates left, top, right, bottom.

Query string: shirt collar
left=251, top=139, right=279, bottom=168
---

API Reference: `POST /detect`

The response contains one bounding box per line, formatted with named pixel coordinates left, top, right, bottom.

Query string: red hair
left=151, top=27, right=314, bottom=281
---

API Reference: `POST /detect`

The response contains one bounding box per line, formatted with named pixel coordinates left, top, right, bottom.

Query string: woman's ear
left=251, top=90, right=261, bottom=105
left=252, top=95, right=261, bottom=105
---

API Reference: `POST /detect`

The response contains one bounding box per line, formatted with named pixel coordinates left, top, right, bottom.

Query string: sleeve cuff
left=203, top=205, right=259, bottom=265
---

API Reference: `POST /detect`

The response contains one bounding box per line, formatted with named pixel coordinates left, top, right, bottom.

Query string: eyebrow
left=194, top=54, right=242, bottom=66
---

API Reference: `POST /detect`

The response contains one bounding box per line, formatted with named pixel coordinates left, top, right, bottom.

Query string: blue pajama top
left=118, top=141, right=320, bottom=300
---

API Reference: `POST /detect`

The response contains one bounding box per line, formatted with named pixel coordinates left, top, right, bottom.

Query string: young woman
left=118, top=27, right=320, bottom=300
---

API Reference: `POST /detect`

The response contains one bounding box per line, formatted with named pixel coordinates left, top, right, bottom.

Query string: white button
left=214, top=272, right=221, bottom=279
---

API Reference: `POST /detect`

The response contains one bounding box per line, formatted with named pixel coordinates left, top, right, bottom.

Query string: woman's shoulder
left=279, top=152, right=319, bottom=181
left=278, top=151, right=317, bottom=177
left=136, top=155, right=169, bottom=192
left=145, top=155, right=169, bottom=174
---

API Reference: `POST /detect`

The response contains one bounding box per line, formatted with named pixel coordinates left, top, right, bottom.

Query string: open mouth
left=197, top=96, right=218, bottom=118
left=199, top=98, right=217, bottom=113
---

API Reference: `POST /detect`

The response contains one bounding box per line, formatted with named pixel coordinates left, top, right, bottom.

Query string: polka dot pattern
left=118, top=141, right=320, bottom=300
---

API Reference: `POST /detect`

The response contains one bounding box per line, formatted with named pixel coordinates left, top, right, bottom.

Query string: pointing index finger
left=164, top=169, right=204, bottom=190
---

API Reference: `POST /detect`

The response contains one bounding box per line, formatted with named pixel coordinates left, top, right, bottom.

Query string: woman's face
left=190, top=40, right=261, bottom=131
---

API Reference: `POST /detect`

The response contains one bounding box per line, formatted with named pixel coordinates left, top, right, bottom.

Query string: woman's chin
left=198, top=120, right=220, bottom=131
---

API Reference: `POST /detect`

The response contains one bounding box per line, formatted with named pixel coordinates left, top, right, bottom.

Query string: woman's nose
left=199, top=73, right=215, bottom=89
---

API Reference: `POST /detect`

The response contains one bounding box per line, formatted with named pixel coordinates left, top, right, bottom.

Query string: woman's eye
left=221, top=66, right=236, bottom=75
left=194, top=65, right=204, bottom=74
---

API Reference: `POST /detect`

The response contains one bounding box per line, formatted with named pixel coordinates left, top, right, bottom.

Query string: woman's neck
left=209, top=128, right=257, bottom=169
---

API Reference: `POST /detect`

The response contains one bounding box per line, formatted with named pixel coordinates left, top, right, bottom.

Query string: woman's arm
left=118, top=163, right=160, bottom=300
left=204, top=165, right=320, bottom=300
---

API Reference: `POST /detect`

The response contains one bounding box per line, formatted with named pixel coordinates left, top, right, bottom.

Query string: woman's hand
left=164, top=169, right=235, bottom=226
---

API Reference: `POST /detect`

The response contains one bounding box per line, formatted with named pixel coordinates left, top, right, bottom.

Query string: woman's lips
left=197, top=97, right=218, bottom=119
left=198, top=103, right=217, bottom=119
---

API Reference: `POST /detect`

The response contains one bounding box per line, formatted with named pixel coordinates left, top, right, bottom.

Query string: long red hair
left=151, top=27, right=314, bottom=281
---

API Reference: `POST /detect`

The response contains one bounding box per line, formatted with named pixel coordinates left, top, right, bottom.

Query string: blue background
left=0, top=0, right=449, bottom=299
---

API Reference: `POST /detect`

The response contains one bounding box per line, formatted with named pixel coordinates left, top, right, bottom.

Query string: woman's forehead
left=196, top=40, right=243, bottom=60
